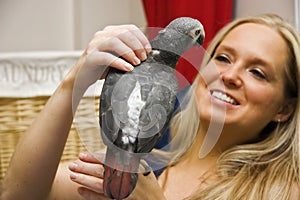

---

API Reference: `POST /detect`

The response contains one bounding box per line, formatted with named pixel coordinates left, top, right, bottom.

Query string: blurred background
left=0, top=0, right=296, bottom=52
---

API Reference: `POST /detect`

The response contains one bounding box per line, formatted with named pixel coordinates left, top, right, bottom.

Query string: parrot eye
left=195, top=29, right=201, bottom=36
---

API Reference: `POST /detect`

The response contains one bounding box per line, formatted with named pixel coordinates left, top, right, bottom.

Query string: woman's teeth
left=211, top=91, right=237, bottom=105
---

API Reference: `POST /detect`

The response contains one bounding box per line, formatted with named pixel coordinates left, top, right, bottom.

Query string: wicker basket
left=0, top=52, right=105, bottom=182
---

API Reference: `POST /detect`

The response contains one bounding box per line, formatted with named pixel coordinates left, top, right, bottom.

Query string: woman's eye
left=250, top=69, right=266, bottom=79
left=215, top=55, right=230, bottom=64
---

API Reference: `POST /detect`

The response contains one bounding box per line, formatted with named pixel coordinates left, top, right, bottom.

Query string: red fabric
left=142, top=0, right=233, bottom=88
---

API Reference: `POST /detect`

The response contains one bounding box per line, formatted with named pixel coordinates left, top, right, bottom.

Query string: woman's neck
left=158, top=127, right=220, bottom=200
left=183, top=124, right=222, bottom=162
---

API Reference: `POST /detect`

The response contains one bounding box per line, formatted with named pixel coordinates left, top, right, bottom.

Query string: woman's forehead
left=220, top=23, right=288, bottom=66
left=223, top=23, right=286, bottom=49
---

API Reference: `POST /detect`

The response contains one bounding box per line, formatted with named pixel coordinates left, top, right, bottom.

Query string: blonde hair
left=166, top=14, right=300, bottom=199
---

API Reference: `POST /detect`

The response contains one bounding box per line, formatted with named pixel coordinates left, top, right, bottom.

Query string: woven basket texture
left=0, top=96, right=104, bottom=181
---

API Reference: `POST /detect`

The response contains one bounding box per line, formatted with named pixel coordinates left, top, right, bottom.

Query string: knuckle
left=95, top=167, right=103, bottom=177
left=93, top=30, right=102, bottom=37
left=103, top=25, right=116, bottom=31
left=126, top=24, right=139, bottom=31
left=85, top=43, right=95, bottom=55
left=76, top=163, right=85, bottom=172
left=94, top=180, right=102, bottom=190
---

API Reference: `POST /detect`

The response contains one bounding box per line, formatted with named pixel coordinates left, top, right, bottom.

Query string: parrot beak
left=197, top=30, right=205, bottom=46
left=190, top=26, right=205, bottom=46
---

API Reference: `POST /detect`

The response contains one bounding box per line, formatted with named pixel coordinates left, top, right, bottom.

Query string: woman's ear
left=273, top=98, right=296, bottom=122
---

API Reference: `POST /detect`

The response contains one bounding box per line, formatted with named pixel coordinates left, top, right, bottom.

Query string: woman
left=68, top=14, right=300, bottom=200
left=1, top=14, right=300, bottom=199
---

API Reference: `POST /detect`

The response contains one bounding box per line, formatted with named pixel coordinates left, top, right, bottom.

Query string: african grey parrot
left=99, top=17, right=205, bottom=199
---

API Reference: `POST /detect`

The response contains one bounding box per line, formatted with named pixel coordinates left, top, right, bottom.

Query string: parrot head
left=165, top=17, right=205, bottom=46
left=151, top=17, right=205, bottom=56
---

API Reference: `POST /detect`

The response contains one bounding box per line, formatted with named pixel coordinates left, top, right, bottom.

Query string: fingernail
left=69, top=162, right=78, bottom=170
left=125, top=63, right=134, bottom=71
left=145, top=43, right=152, bottom=53
left=141, top=52, right=147, bottom=61
left=70, top=172, right=78, bottom=180
left=79, top=152, right=87, bottom=159
left=133, top=56, right=141, bottom=65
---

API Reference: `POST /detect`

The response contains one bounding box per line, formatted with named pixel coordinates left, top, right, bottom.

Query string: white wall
left=73, top=0, right=147, bottom=49
left=0, top=0, right=75, bottom=51
left=0, top=0, right=147, bottom=52
left=234, top=0, right=295, bottom=23
left=0, top=0, right=296, bottom=52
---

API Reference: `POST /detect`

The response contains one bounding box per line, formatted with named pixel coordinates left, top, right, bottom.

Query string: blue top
left=152, top=85, right=191, bottom=177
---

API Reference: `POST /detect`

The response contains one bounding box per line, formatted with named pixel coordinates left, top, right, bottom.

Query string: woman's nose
left=220, top=67, right=242, bottom=88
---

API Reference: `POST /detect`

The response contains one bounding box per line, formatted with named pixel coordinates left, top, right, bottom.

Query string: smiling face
left=196, top=23, right=294, bottom=145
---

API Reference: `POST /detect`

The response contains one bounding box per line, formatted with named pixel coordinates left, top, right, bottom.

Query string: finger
left=103, top=24, right=151, bottom=53
left=79, top=152, right=102, bottom=163
left=139, top=159, right=152, bottom=175
left=97, top=37, right=142, bottom=66
left=118, top=31, right=148, bottom=61
left=86, top=25, right=151, bottom=71
left=79, top=151, right=106, bottom=164
left=78, top=187, right=110, bottom=200
left=138, top=161, right=157, bottom=182
left=70, top=172, right=104, bottom=194
left=86, top=30, right=138, bottom=69
left=130, top=27, right=152, bottom=53
left=69, top=160, right=104, bottom=178
left=98, top=25, right=151, bottom=62
left=87, top=51, right=134, bottom=72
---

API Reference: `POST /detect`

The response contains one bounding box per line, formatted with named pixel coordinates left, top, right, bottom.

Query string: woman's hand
left=65, top=24, right=152, bottom=94
left=69, top=151, right=166, bottom=200
left=68, top=151, right=109, bottom=199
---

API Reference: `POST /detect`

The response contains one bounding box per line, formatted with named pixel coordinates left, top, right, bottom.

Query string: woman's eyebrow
left=214, top=44, right=236, bottom=55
